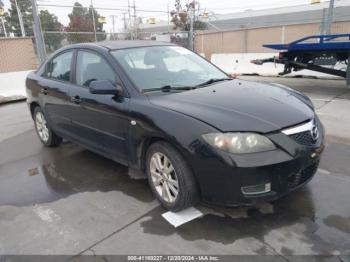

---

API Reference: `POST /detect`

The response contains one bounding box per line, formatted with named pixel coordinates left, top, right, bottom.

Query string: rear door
left=40, top=50, right=74, bottom=136
left=69, top=49, right=130, bottom=164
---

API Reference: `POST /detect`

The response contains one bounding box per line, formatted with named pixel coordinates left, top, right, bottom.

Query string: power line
left=37, top=3, right=168, bottom=13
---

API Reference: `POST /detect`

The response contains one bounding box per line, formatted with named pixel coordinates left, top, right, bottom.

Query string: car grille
left=287, top=161, right=319, bottom=188
left=288, top=131, right=316, bottom=146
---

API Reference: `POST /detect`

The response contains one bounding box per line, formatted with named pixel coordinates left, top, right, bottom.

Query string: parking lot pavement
left=0, top=102, right=33, bottom=143
left=0, top=77, right=350, bottom=257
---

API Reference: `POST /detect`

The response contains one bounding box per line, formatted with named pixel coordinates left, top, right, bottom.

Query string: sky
left=2, top=0, right=330, bottom=32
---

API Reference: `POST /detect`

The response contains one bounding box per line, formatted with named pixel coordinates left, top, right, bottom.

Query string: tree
left=39, top=10, right=64, bottom=52
left=0, top=0, right=10, bottom=37
left=5, top=0, right=33, bottom=36
left=66, top=2, right=106, bottom=44
left=170, top=0, right=207, bottom=31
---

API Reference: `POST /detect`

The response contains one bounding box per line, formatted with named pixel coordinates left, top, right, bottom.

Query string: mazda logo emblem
left=311, top=125, right=319, bottom=141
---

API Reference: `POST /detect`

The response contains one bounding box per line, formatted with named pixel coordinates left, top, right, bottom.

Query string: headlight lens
left=202, top=132, right=276, bottom=154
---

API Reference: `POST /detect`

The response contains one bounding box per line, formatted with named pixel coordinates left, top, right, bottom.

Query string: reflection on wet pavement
left=134, top=178, right=349, bottom=254
left=0, top=139, right=153, bottom=206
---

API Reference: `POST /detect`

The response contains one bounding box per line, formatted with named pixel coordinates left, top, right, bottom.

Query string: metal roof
left=96, top=40, right=174, bottom=49
left=209, top=0, right=350, bottom=30
left=66, top=40, right=175, bottom=50
left=139, top=0, right=350, bottom=32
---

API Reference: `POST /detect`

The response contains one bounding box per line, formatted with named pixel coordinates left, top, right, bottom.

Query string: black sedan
left=26, top=41, right=325, bottom=211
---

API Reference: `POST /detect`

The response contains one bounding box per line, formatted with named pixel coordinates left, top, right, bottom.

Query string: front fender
left=127, top=97, right=219, bottom=174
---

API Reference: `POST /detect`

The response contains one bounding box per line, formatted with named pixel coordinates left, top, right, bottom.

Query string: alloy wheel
left=35, top=111, right=49, bottom=142
left=150, top=152, right=179, bottom=203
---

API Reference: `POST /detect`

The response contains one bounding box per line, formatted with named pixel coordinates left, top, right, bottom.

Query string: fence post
left=325, top=0, right=335, bottom=35
left=90, top=0, right=97, bottom=42
left=347, top=54, right=350, bottom=88
left=189, top=10, right=194, bottom=50
left=30, top=0, right=46, bottom=64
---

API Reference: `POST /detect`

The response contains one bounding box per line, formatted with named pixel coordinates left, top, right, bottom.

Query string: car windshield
left=111, top=45, right=229, bottom=92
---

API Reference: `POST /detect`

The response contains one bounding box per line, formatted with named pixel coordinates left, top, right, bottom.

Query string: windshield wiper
left=195, top=77, right=232, bottom=88
left=143, top=85, right=195, bottom=93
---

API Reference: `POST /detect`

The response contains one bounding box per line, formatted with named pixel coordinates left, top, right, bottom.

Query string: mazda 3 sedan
left=26, top=41, right=325, bottom=211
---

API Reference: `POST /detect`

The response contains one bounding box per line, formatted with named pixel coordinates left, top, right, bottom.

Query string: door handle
left=40, top=87, right=48, bottom=95
left=71, top=96, right=82, bottom=104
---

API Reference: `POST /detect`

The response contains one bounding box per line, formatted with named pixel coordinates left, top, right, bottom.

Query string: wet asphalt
left=0, top=77, right=350, bottom=258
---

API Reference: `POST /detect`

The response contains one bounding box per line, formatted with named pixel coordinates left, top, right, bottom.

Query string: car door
left=39, top=50, right=75, bottom=137
left=69, top=49, right=130, bottom=164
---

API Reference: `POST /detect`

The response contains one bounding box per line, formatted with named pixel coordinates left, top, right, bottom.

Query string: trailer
left=251, top=34, right=350, bottom=87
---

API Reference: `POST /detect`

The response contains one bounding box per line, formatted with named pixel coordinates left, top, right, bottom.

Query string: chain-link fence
left=26, top=0, right=191, bottom=59
left=41, top=31, right=189, bottom=55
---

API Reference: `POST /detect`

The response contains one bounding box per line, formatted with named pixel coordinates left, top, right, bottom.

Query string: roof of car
left=71, top=40, right=176, bottom=50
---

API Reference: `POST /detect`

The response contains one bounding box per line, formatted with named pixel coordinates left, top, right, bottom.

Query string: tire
left=33, top=106, right=62, bottom=147
left=146, top=141, right=199, bottom=211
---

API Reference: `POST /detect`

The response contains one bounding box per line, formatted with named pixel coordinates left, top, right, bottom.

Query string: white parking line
left=317, top=169, right=350, bottom=183
left=317, top=168, right=331, bottom=175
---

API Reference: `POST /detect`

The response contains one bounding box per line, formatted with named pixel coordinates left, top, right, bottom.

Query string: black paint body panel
left=26, top=42, right=325, bottom=206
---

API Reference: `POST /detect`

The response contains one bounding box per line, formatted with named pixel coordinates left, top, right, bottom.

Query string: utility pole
left=122, top=12, right=127, bottom=31
left=188, top=2, right=195, bottom=50
left=320, top=8, right=326, bottom=35
left=128, top=0, right=132, bottom=39
left=90, top=0, right=97, bottom=41
left=133, top=0, right=137, bottom=39
left=14, top=0, right=25, bottom=37
left=111, top=15, right=117, bottom=40
left=167, top=4, right=170, bottom=33
left=325, top=0, right=335, bottom=35
left=30, top=0, right=46, bottom=63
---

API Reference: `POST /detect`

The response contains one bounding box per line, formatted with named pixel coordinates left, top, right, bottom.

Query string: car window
left=111, top=46, right=228, bottom=91
left=124, top=49, right=155, bottom=69
left=76, top=51, right=116, bottom=87
left=163, top=55, right=203, bottom=73
left=46, top=51, right=73, bottom=82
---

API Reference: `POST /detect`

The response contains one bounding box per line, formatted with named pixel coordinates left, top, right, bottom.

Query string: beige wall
left=0, top=38, right=38, bottom=73
left=195, top=21, right=350, bottom=59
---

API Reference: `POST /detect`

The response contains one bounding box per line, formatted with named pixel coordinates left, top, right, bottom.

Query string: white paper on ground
left=162, top=207, right=204, bottom=227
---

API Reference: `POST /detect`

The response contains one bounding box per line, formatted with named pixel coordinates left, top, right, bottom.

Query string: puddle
left=0, top=148, right=154, bottom=206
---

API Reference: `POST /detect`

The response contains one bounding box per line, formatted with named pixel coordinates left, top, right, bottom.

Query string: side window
left=46, top=51, right=73, bottom=82
left=76, top=51, right=116, bottom=87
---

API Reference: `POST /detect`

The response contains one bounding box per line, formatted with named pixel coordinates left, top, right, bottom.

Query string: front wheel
left=146, top=142, right=199, bottom=211
left=33, top=107, right=62, bottom=147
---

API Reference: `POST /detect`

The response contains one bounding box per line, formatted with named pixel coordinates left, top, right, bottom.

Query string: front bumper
left=190, top=120, right=325, bottom=207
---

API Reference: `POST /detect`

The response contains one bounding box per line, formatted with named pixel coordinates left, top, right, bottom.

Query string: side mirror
left=89, top=80, right=123, bottom=95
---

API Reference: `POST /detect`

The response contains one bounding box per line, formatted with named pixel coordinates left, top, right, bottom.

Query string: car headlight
left=202, top=133, right=276, bottom=154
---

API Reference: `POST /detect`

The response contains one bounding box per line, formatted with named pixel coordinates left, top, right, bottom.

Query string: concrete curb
left=0, top=96, right=27, bottom=106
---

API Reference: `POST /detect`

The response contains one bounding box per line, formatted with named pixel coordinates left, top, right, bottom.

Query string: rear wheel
left=33, top=107, right=62, bottom=147
left=146, top=142, right=199, bottom=211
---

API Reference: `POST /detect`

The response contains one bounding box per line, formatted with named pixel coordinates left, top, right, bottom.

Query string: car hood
left=148, top=80, right=314, bottom=133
